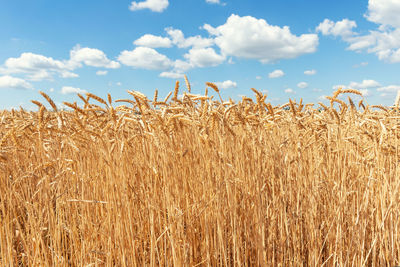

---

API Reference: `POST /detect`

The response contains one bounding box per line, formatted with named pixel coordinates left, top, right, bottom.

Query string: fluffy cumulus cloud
left=317, top=0, right=400, bottom=63
left=206, top=0, right=220, bottom=3
left=203, top=14, right=318, bottom=63
left=118, top=47, right=173, bottom=70
left=60, top=71, right=79, bottom=78
left=129, top=0, right=169, bottom=12
left=166, top=28, right=214, bottom=48
left=360, top=89, right=371, bottom=96
left=96, top=70, right=108, bottom=76
left=215, top=80, right=237, bottom=89
left=316, top=19, right=357, bottom=38
left=366, top=0, right=400, bottom=28
left=0, top=75, right=33, bottom=89
left=377, top=85, right=400, bottom=92
left=0, top=45, right=118, bottom=82
left=61, top=86, right=87, bottom=95
left=304, top=69, right=316, bottom=75
left=159, top=71, right=184, bottom=79
left=183, top=47, right=225, bottom=68
left=297, top=82, right=308, bottom=88
left=172, top=59, right=193, bottom=73
left=285, top=88, right=295, bottom=94
left=334, top=79, right=381, bottom=90
left=349, top=79, right=380, bottom=89
left=133, top=34, right=172, bottom=48
left=268, top=69, right=284, bottom=78
left=0, top=52, right=78, bottom=81
left=4, top=53, right=66, bottom=72
left=69, top=45, right=120, bottom=69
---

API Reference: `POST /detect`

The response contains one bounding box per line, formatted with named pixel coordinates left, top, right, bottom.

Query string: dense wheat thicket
left=0, top=79, right=399, bottom=266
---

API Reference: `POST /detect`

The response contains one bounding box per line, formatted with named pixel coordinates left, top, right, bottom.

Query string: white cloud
left=268, top=69, right=284, bottom=78
left=317, top=1, right=400, bottom=63
left=0, top=46, right=116, bottom=81
left=304, top=69, right=316, bottom=75
left=215, top=80, right=237, bottom=89
left=345, top=29, right=400, bottom=63
left=133, top=34, right=172, bottom=48
left=116, top=82, right=122, bottom=86
left=26, top=70, right=54, bottom=81
left=1, top=52, right=70, bottom=81
left=173, top=59, right=193, bottom=72
left=316, top=19, right=357, bottom=38
left=96, top=70, right=108, bottom=76
left=203, top=14, right=318, bottom=63
left=285, top=88, right=295, bottom=94
left=129, top=0, right=169, bottom=12
left=60, top=71, right=79, bottom=78
left=333, top=80, right=380, bottom=92
left=61, top=86, right=87, bottom=95
left=69, top=45, right=120, bottom=69
left=366, top=0, right=400, bottom=28
left=360, top=89, right=371, bottom=96
left=205, top=0, right=225, bottom=5
left=297, top=82, right=308, bottom=88
left=377, top=85, right=400, bottom=92
left=166, top=28, right=214, bottom=48
left=184, top=47, right=225, bottom=68
left=0, top=75, right=33, bottom=90
left=118, top=47, right=173, bottom=70
left=256, top=76, right=262, bottom=80
left=349, top=79, right=380, bottom=89
left=159, top=71, right=184, bottom=79
left=49, top=88, right=54, bottom=92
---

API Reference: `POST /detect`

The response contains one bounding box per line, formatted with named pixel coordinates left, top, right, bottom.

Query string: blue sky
left=1, top=0, right=400, bottom=109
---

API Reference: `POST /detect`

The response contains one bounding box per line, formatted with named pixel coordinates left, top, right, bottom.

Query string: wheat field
left=0, top=79, right=399, bottom=266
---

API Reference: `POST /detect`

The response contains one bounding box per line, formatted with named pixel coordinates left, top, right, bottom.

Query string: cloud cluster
left=304, top=69, right=316, bottom=75
left=215, top=80, right=237, bottom=89
left=118, top=47, right=173, bottom=70
left=69, top=45, right=120, bottom=69
left=333, top=79, right=381, bottom=90
left=0, top=75, right=33, bottom=90
left=2, top=13, right=321, bottom=87
left=285, top=88, right=295, bottom=94
left=316, top=19, right=357, bottom=38
left=0, top=45, right=120, bottom=84
left=61, top=86, right=87, bottom=95
left=297, top=82, right=308, bottom=89
left=332, top=79, right=400, bottom=97
left=1, top=52, right=75, bottom=81
left=129, top=0, right=169, bottom=12
left=204, top=14, right=318, bottom=63
left=96, top=70, right=108, bottom=76
left=206, top=0, right=221, bottom=4
left=268, top=69, right=284, bottom=78
left=317, top=0, right=400, bottom=63
left=133, top=34, right=172, bottom=48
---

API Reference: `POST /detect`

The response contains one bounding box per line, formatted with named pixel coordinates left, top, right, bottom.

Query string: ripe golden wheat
left=0, top=82, right=399, bottom=266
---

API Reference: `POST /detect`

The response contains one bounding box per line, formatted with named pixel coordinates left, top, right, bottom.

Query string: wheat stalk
left=39, top=91, right=58, bottom=111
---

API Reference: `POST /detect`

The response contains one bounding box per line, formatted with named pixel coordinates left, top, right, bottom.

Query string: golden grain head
left=86, top=92, right=108, bottom=105
left=39, top=91, right=58, bottom=111
left=206, top=82, right=219, bottom=93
